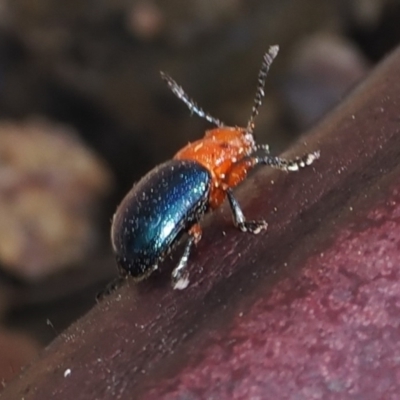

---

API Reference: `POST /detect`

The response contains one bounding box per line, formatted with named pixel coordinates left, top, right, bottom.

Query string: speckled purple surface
left=145, top=186, right=400, bottom=400
left=2, top=47, right=400, bottom=400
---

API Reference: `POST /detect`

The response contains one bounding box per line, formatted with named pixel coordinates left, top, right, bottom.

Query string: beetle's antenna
left=160, top=71, right=224, bottom=127
left=246, top=45, right=279, bottom=135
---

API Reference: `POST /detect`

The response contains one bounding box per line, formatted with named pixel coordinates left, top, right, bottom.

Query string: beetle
left=111, top=45, right=319, bottom=290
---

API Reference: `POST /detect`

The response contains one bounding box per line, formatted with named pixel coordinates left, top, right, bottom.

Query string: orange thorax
left=174, top=127, right=256, bottom=208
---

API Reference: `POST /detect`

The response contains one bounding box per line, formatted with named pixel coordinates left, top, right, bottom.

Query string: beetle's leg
left=223, top=160, right=267, bottom=233
left=96, top=274, right=127, bottom=302
left=253, top=150, right=320, bottom=172
left=171, top=237, right=194, bottom=290
left=224, top=149, right=319, bottom=233
left=172, top=224, right=202, bottom=290
left=255, top=143, right=270, bottom=153
left=226, top=188, right=268, bottom=234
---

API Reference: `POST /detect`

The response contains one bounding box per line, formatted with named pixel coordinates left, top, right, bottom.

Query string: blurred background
left=0, top=0, right=399, bottom=387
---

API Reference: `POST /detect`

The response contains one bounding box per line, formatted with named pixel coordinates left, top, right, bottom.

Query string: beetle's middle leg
left=226, top=188, right=268, bottom=234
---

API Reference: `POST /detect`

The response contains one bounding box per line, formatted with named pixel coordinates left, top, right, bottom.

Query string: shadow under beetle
left=111, top=45, right=320, bottom=290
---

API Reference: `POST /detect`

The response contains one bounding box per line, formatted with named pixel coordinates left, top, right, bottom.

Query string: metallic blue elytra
left=111, top=159, right=211, bottom=279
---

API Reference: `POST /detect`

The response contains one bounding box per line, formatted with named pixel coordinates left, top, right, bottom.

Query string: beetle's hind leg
left=226, top=188, right=268, bottom=234
left=172, top=224, right=202, bottom=290
left=96, top=274, right=127, bottom=302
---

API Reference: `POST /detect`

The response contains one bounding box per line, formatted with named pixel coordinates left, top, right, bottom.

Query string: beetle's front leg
left=254, top=150, right=320, bottom=172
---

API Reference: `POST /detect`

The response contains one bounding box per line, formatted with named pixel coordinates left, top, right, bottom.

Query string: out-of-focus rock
left=126, top=2, right=165, bottom=42
left=340, top=0, right=392, bottom=27
left=122, top=0, right=238, bottom=45
left=0, top=328, right=39, bottom=388
left=281, top=34, right=370, bottom=129
left=0, top=119, right=113, bottom=280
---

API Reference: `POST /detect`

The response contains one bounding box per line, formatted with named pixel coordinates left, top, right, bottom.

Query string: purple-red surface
left=146, top=187, right=400, bottom=399
left=1, top=46, right=400, bottom=400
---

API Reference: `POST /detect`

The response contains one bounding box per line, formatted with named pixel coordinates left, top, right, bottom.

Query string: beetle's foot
left=172, top=269, right=190, bottom=290
left=237, top=220, right=268, bottom=234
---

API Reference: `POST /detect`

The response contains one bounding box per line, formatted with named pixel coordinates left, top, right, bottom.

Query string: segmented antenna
left=160, top=71, right=224, bottom=127
left=246, top=45, right=279, bottom=135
